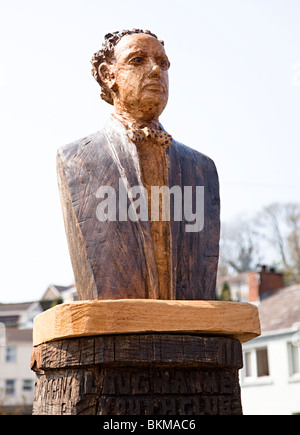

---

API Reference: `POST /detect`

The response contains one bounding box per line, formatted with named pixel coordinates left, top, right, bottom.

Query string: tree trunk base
left=31, top=334, right=243, bottom=415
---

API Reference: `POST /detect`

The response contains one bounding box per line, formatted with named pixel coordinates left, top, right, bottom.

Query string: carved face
left=101, top=33, right=170, bottom=122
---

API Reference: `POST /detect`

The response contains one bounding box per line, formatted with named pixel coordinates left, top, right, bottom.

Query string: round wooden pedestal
left=31, top=334, right=243, bottom=415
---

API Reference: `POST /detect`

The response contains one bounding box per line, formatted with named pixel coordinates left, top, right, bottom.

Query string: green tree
left=220, top=282, right=231, bottom=301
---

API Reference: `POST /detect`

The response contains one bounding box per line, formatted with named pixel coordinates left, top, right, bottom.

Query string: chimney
left=248, top=272, right=260, bottom=302
left=248, top=266, right=284, bottom=302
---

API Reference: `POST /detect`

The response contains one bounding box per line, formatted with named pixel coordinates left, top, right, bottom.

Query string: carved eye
left=160, top=59, right=168, bottom=69
left=130, top=56, right=143, bottom=64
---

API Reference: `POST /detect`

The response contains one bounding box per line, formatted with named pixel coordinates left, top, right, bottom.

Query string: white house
left=0, top=302, right=43, bottom=413
left=0, top=328, right=35, bottom=414
left=41, top=283, right=77, bottom=304
left=0, top=285, right=77, bottom=414
left=241, top=284, right=300, bottom=415
left=0, top=302, right=42, bottom=329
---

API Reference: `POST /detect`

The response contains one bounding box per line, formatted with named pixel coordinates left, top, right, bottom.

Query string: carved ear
left=98, top=63, right=115, bottom=88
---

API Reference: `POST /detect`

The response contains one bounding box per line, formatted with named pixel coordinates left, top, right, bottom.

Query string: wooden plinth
left=31, top=300, right=260, bottom=415
left=33, top=299, right=260, bottom=346
left=31, top=334, right=243, bottom=415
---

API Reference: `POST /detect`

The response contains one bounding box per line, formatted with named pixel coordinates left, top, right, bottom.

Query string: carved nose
left=148, top=64, right=161, bottom=78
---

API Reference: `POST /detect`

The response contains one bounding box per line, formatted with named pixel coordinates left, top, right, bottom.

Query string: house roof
left=51, top=284, right=74, bottom=294
left=41, top=284, right=76, bottom=301
left=0, top=302, right=35, bottom=313
left=5, top=327, right=33, bottom=342
left=258, top=284, right=300, bottom=333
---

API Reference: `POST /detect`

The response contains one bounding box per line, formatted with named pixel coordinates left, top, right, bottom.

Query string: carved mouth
left=143, top=83, right=165, bottom=92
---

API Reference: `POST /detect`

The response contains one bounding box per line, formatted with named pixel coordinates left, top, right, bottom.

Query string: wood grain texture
left=136, top=138, right=172, bottom=300
left=31, top=334, right=243, bottom=370
left=32, top=299, right=261, bottom=346
left=31, top=334, right=243, bottom=415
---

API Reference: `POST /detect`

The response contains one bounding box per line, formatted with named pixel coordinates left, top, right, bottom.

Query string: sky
left=0, top=0, right=299, bottom=303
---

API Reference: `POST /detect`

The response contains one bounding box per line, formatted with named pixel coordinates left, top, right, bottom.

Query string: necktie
left=127, top=126, right=172, bottom=147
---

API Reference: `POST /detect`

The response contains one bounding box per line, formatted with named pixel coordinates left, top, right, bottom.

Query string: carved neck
left=112, top=110, right=161, bottom=131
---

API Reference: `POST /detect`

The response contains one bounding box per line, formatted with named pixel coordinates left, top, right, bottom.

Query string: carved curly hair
left=91, top=29, right=164, bottom=105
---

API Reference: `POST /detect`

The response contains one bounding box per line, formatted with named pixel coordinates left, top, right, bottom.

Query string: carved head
left=91, top=29, right=170, bottom=123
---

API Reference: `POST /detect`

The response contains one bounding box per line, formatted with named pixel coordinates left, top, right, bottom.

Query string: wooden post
left=31, top=300, right=260, bottom=415
left=31, top=334, right=243, bottom=415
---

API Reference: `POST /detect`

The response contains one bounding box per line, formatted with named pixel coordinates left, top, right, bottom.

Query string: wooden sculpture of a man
left=57, top=29, right=220, bottom=301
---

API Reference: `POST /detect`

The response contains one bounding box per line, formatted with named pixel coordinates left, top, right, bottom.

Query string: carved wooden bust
left=57, top=29, right=220, bottom=301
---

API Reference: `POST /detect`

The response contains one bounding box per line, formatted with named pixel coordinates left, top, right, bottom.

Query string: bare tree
left=285, top=203, right=300, bottom=283
left=219, top=216, right=261, bottom=275
left=257, top=203, right=289, bottom=268
left=218, top=202, right=300, bottom=285
left=254, top=202, right=300, bottom=284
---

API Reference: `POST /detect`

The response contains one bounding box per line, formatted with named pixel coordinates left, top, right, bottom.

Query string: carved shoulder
left=56, top=131, right=103, bottom=168
left=173, top=140, right=218, bottom=174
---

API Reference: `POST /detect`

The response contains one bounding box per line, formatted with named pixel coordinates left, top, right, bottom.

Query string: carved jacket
left=57, top=116, right=220, bottom=301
